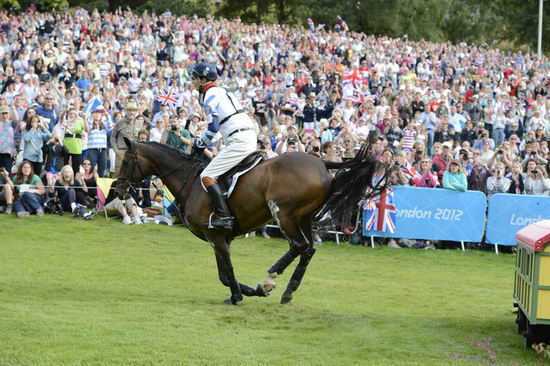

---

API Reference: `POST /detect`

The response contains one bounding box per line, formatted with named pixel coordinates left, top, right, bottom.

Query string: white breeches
left=200, top=129, right=257, bottom=188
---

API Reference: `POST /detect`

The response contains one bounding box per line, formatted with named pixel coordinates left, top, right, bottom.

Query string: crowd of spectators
left=0, top=8, right=548, bottom=236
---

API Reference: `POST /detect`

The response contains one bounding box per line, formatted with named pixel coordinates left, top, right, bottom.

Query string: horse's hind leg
left=260, top=211, right=311, bottom=299
left=280, top=214, right=316, bottom=304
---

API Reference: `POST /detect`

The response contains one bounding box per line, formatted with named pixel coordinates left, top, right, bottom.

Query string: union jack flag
left=241, top=98, right=251, bottom=108
left=156, top=89, right=179, bottom=109
left=364, top=188, right=397, bottom=233
left=400, top=160, right=422, bottom=185
left=288, top=97, right=305, bottom=109
left=342, top=68, right=368, bottom=90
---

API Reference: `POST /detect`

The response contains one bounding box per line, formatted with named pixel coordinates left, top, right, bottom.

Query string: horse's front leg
left=215, top=252, right=266, bottom=298
left=209, top=237, right=243, bottom=305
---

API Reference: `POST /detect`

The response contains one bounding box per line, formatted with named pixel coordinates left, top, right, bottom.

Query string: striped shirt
left=87, top=128, right=108, bottom=149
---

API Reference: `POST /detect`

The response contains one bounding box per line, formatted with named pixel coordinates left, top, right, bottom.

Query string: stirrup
left=207, top=212, right=234, bottom=230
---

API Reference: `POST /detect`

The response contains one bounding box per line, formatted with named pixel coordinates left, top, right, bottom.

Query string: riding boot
left=205, top=183, right=234, bottom=230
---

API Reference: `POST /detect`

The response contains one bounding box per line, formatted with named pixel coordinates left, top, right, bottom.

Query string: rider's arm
left=201, top=92, right=220, bottom=146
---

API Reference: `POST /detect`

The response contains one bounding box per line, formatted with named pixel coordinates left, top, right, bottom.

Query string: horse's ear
left=123, top=137, right=133, bottom=151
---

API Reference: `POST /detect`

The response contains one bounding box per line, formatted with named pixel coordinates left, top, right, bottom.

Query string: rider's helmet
left=191, top=62, right=218, bottom=81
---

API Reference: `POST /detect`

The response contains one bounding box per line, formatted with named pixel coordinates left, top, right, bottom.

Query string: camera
left=171, top=125, right=178, bottom=132
left=257, top=141, right=266, bottom=150
left=312, top=146, right=320, bottom=153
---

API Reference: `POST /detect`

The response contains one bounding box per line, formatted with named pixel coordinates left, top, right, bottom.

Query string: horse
left=115, top=137, right=388, bottom=305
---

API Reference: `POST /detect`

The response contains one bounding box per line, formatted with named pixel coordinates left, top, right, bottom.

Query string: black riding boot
left=206, top=183, right=234, bottom=230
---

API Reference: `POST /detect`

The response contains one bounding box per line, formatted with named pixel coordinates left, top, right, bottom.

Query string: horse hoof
left=261, top=278, right=277, bottom=295
left=280, top=293, right=293, bottom=304
left=224, top=297, right=238, bottom=305
left=255, top=284, right=269, bottom=297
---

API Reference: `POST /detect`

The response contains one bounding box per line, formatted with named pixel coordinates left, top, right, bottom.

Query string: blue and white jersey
left=200, top=86, right=254, bottom=144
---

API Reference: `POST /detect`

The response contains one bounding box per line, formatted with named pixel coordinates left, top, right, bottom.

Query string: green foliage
left=0, top=0, right=20, bottom=10
left=8, top=0, right=69, bottom=10
left=136, top=0, right=211, bottom=17
left=0, top=215, right=539, bottom=365
left=67, top=0, right=109, bottom=12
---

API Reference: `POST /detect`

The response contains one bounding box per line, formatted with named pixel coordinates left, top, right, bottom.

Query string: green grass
left=0, top=215, right=539, bottom=365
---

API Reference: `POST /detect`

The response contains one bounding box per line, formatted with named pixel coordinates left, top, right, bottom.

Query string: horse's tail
left=315, top=137, right=391, bottom=223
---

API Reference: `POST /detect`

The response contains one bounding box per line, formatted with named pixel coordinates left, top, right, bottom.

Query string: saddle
left=218, top=150, right=267, bottom=197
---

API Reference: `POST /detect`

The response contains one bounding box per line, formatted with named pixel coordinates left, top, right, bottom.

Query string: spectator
left=35, top=92, right=59, bottom=132
left=104, top=189, right=145, bottom=225
left=507, top=162, right=525, bottom=194
left=54, top=165, right=88, bottom=216
left=11, top=160, right=45, bottom=217
left=524, top=159, right=550, bottom=196
left=432, top=141, right=453, bottom=183
left=22, top=114, right=51, bottom=175
left=60, top=108, right=87, bottom=174
left=0, top=167, right=13, bottom=214
left=86, top=109, right=109, bottom=177
left=161, top=118, right=192, bottom=154
left=415, top=157, right=440, bottom=188
left=443, top=161, right=467, bottom=192
left=486, top=162, right=511, bottom=199
left=110, top=102, right=146, bottom=177
left=43, top=131, right=68, bottom=196
left=80, top=158, right=98, bottom=205
left=0, top=105, right=16, bottom=173
left=468, top=158, right=492, bottom=194
left=150, top=119, right=166, bottom=143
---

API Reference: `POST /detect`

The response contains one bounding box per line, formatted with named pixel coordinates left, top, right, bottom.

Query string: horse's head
left=115, top=137, right=149, bottom=199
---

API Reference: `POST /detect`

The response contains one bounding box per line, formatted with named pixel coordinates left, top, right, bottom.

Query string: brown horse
left=115, top=137, right=387, bottom=305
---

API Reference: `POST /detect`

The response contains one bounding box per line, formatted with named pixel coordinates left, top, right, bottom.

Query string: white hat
left=442, top=141, right=453, bottom=149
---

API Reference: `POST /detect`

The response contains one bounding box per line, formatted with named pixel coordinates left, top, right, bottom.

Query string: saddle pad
left=225, top=157, right=263, bottom=198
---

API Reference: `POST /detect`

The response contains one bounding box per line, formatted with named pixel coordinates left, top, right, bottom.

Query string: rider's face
left=192, top=78, right=202, bottom=90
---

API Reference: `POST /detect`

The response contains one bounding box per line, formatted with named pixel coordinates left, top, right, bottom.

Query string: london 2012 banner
left=486, top=193, right=550, bottom=246
left=362, top=186, right=487, bottom=242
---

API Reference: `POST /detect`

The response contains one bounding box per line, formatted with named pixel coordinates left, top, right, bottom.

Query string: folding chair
left=96, top=177, right=120, bottom=219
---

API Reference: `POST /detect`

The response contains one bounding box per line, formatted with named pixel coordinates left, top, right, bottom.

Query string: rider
left=192, top=62, right=257, bottom=229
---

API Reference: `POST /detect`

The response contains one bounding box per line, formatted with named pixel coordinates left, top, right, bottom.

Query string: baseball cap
left=442, top=141, right=453, bottom=149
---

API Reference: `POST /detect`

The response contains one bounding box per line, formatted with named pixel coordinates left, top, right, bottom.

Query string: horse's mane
left=137, top=141, right=208, bottom=172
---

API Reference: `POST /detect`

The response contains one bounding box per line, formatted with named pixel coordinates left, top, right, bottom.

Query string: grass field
left=0, top=214, right=540, bottom=365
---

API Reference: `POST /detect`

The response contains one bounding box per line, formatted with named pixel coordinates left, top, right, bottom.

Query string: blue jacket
left=36, top=106, right=59, bottom=132
left=443, top=171, right=467, bottom=192
left=22, top=129, right=51, bottom=163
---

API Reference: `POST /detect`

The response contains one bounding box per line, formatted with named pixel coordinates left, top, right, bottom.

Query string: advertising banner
left=486, top=194, right=550, bottom=246
left=362, top=186, right=487, bottom=242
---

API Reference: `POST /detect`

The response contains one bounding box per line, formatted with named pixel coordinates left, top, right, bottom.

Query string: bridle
left=117, top=149, right=145, bottom=194
left=117, top=145, right=200, bottom=199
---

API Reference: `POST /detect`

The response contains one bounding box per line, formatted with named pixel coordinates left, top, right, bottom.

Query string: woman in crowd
left=86, top=109, right=108, bottom=177
left=11, top=160, right=45, bottom=217
left=43, top=130, right=68, bottom=196
left=54, top=165, right=88, bottom=216
left=62, top=108, right=87, bottom=174
left=506, top=161, right=525, bottom=194
left=150, top=118, right=165, bottom=142
left=415, top=157, right=440, bottom=188
left=486, top=162, right=511, bottom=198
left=80, top=158, right=98, bottom=205
left=21, top=114, right=51, bottom=175
left=443, top=160, right=467, bottom=192
left=524, top=159, right=550, bottom=196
